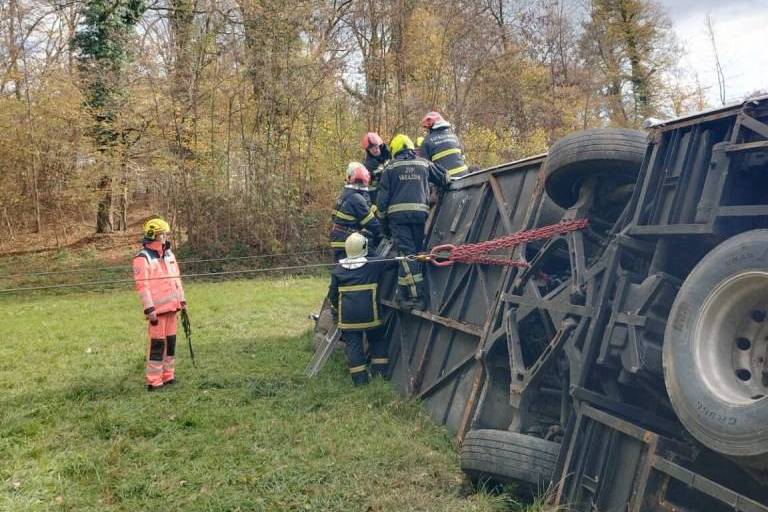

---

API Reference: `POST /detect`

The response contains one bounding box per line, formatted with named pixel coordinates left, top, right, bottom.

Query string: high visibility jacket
left=364, top=143, right=391, bottom=201
left=330, top=185, right=382, bottom=250
left=328, top=256, right=397, bottom=330
left=133, top=242, right=185, bottom=315
left=376, top=150, right=448, bottom=223
left=422, top=126, right=468, bottom=179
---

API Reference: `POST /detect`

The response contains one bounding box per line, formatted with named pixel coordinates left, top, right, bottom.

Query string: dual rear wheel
left=664, top=230, right=768, bottom=470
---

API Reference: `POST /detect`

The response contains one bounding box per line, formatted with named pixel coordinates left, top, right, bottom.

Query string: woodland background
left=0, top=0, right=741, bottom=257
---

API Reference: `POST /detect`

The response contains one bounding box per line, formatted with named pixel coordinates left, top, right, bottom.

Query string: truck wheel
left=544, top=128, right=647, bottom=209
left=664, top=230, right=768, bottom=465
left=460, top=429, right=560, bottom=491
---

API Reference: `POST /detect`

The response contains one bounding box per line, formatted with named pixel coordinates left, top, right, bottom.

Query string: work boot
left=164, top=378, right=177, bottom=386
left=370, top=363, right=390, bottom=380
left=147, top=384, right=163, bottom=392
left=351, top=370, right=370, bottom=386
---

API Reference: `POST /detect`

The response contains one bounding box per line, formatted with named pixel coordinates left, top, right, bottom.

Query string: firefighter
left=376, top=134, right=448, bottom=309
left=133, top=217, right=187, bottom=391
left=361, top=132, right=391, bottom=204
left=330, top=162, right=382, bottom=261
left=328, top=232, right=398, bottom=385
left=420, top=111, right=469, bottom=180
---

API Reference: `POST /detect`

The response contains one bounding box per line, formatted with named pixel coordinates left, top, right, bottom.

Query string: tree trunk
left=31, top=152, right=41, bottom=233
left=392, top=0, right=408, bottom=130
left=169, top=0, right=197, bottom=242
left=116, top=166, right=128, bottom=231
left=3, top=208, right=14, bottom=241
left=96, top=174, right=113, bottom=233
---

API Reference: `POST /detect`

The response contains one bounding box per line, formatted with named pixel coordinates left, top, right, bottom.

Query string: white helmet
left=344, top=232, right=368, bottom=259
left=346, top=161, right=370, bottom=186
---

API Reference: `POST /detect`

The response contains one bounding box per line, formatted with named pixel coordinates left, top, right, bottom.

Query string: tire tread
left=460, top=429, right=560, bottom=486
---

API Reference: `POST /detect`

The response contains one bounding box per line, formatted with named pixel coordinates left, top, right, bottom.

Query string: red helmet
left=361, top=132, right=384, bottom=150
left=422, top=111, right=446, bottom=129
left=346, top=161, right=370, bottom=186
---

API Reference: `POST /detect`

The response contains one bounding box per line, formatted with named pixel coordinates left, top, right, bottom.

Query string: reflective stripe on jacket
left=375, top=150, right=448, bottom=223
left=133, top=244, right=185, bottom=315
left=329, top=186, right=381, bottom=248
left=422, top=126, right=468, bottom=179
left=328, top=256, right=398, bottom=330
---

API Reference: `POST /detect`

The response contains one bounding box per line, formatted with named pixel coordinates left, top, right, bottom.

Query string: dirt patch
left=0, top=203, right=152, bottom=264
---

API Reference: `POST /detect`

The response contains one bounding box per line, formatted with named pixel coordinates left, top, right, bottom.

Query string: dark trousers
left=390, top=220, right=425, bottom=300
left=344, top=325, right=389, bottom=384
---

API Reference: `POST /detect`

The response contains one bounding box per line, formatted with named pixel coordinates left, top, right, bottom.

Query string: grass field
left=0, top=276, right=546, bottom=511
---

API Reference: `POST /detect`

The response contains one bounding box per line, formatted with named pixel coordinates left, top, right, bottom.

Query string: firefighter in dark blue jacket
left=328, top=233, right=398, bottom=385
left=329, top=162, right=382, bottom=261
left=421, top=111, right=468, bottom=180
left=376, top=134, right=448, bottom=309
left=361, top=132, right=391, bottom=204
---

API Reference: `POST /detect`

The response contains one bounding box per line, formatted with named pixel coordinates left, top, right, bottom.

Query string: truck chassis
left=378, top=97, right=768, bottom=510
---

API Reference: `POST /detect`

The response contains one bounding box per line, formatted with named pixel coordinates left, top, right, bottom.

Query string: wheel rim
left=695, top=271, right=768, bottom=405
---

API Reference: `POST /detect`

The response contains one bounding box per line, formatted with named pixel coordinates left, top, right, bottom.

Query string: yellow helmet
left=390, top=134, right=415, bottom=157
left=143, top=217, right=171, bottom=240
left=344, top=232, right=368, bottom=259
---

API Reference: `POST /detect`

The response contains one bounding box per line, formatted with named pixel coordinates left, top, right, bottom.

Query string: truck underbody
left=378, top=97, right=768, bottom=510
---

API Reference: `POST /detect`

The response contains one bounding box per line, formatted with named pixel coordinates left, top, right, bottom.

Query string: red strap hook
left=429, top=244, right=456, bottom=267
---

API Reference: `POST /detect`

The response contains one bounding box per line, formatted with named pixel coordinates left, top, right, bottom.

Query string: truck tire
left=460, top=429, right=560, bottom=490
left=544, top=128, right=647, bottom=209
left=664, top=230, right=768, bottom=465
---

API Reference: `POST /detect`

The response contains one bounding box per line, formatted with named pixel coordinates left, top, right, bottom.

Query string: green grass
left=0, top=276, right=514, bottom=511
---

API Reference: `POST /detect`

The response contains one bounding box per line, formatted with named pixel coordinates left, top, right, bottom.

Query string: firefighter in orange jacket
left=133, top=218, right=187, bottom=391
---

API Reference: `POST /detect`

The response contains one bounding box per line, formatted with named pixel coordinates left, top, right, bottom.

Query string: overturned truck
left=377, top=98, right=768, bottom=510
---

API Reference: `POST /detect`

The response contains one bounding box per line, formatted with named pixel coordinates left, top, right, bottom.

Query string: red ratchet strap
left=428, top=218, right=589, bottom=267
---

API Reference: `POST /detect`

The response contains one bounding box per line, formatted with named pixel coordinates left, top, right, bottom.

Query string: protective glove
left=181, top=301, right=188, bottom=310
left=146, top=309, right=159, bottom=325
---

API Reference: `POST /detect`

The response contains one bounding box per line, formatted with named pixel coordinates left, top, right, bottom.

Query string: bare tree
left=705, top=13, right=726, bottom=106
